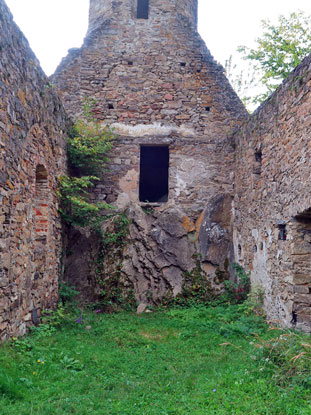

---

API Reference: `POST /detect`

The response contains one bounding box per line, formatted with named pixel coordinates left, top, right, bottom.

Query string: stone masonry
left=3, top=0, right=311, bottom=335
left=52, top=0, right=247, bottom=304
left=0, top=0, right=68, bottom=340
left=234, top=54, right=311, bottom=332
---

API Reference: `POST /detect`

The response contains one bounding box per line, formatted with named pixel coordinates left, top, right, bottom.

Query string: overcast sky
left=4, top=0, right=311, bottom=76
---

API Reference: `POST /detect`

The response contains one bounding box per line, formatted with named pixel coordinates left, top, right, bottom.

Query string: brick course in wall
left=0, top=0, right=68, bottom=340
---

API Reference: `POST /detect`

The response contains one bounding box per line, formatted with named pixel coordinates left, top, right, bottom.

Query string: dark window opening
left=197, top=69, right=201, bottom=73
left=278, top=224, right=287, bottom=241
left=255, top=150, right=262, bottom=163
left=108, top=103, right=114, bottom=109
left=128, top=61, right=133, bottom=66
left=180, top=62, right=186, bottom=67
left=137, top=0, right=149, bottom=19
left=254, top=150, right=262, bottom=175
left=205, top=106, right=211, bottom=112
left=139, top=146, right=169, bottom=203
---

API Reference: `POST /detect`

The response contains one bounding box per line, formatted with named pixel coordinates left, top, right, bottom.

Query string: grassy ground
left=0, top=305, right=311, bottom=414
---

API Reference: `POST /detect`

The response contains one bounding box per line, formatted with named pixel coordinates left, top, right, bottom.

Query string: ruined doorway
left=139, top=146, right=169, bottom=203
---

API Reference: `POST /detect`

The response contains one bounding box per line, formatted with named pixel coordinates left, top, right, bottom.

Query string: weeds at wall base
left=93, top=212, right=137, bottom=312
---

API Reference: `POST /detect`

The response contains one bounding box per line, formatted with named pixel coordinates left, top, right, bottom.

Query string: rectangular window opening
left=278, top=224, right=287, bottom=241
left=139, top=146, right=169, bottom=203
left=137, top=0, right=149, bottom=19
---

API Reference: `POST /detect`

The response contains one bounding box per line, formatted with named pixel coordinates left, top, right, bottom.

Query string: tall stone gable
left=52, top=0, right=247, bottom=303
left=0, top=0, right=68, bottom=340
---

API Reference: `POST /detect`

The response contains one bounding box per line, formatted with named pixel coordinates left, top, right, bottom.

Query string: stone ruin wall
left=3, top=0, right=311, bottom=334
left=0, top=0, right=68, bottom=340
left=52, top=0, right=247, bottom=304
left=234, top=54, right=311, bottom=331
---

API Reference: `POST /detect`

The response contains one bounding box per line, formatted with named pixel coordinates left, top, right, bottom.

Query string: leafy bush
left=223, top=263, right=250, bottom=303
left=59, top=282, right=79, bottom=304
left=68, top=120, right=114, bottom=177
left=58, top=98, right=115, bottom=228
left=58, top=175, right=111, bottom=227
left=160, top=259, right=217, bottom=309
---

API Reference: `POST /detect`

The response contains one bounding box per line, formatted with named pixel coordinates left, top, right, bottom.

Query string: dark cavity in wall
left=278, top=224, right=287, bottom=241
left=139, top=146, right=169, bottom=203
left=253, top=150, right=262, bottom=175
left=137, top=0, right=149, bottom=19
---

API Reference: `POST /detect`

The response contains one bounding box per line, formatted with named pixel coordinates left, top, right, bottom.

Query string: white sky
left=4, top=0, right=311, bottom=76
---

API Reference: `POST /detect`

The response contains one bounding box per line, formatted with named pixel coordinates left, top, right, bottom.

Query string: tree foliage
left=58, top=99, right=115, bottom=227
left=68, top=120, right=114, bottom=177
left=58, top=175, right=109, bottom=227
left=227, top=11, right=311, bottom=108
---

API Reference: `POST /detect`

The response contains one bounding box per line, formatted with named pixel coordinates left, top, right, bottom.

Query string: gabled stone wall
left=0, top=0, right=68, bottom=340
left=52, top=0, right=247, bottom=304
left=234, top=54, right=311, bottom=331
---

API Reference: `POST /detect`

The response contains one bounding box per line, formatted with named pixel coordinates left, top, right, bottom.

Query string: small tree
left=58, top=99, right=115, bottom=227
left=227, top=11, right=311, bottom=108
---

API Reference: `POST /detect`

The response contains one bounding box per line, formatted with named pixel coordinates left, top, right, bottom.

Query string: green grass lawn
left=0, top=305, right=311, bottom=414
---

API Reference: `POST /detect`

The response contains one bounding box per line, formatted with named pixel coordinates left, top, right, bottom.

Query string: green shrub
left=58, top=98, right=115, bottom=228
left=160, top=258, right=217, bottom=309
left=223, top=263, right=251, bottom=303
left=68, top=120, right=114, bottom=177
left=58, top=175, right=112, bottom=227
left=59, top=282, right=79, bottom=304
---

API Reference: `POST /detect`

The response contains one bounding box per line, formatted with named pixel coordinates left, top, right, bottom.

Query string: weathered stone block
left=294, top=285, right=310, bottom=294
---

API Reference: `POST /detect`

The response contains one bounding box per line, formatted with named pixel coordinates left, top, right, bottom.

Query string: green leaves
left=58, top=175, right=111, bottom=227
left=68, top=120, right=114, bottom=177
left=58, top=99, right=115, bottom=227
left=228, top=11, right=311, bottom=108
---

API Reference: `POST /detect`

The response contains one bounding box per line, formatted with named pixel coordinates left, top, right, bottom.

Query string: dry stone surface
left=53, top=0, right=247, bottom=304
left=2, top=0, right=311, bottom=334
left=234, top=54, right=311, bottom=331
left=0, top=0, right=68, bottom=340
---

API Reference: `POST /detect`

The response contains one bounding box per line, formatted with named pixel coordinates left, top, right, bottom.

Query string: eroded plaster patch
left=107, top=122, right=195, bottom=137
left=116, top=169, right=139, bottom=208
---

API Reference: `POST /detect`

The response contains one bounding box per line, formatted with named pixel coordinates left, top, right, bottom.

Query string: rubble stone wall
left=234, top=54, right=311, bottom=331
left=0, top=0, right=68, bottom=340
left=52, top=0, right=247, bottom=303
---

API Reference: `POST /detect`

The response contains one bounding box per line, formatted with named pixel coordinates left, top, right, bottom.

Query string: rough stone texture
left=0, top=0, right=68, bottom=340
left=3, top=0, right=311, bottom=333
left=52, top=0, right=247, bottom=303
left=234, top=54, right=311, bottom=331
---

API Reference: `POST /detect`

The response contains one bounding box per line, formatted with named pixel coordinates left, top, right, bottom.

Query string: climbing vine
left=93, top=212, right=136, bottom=311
